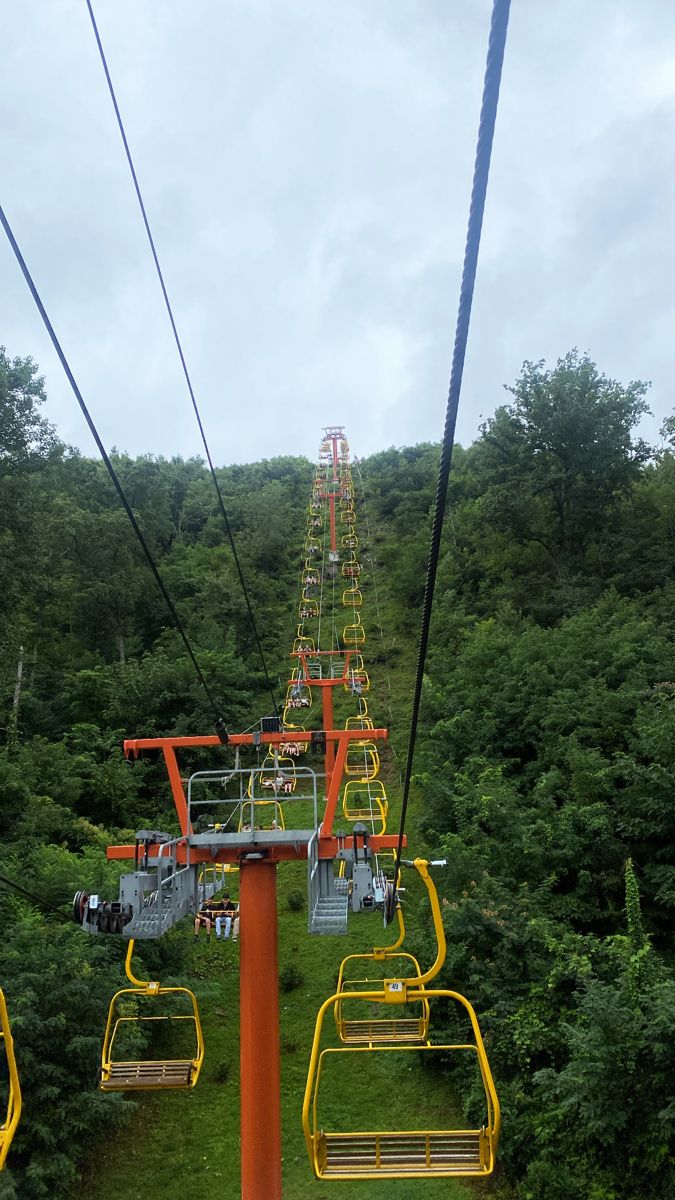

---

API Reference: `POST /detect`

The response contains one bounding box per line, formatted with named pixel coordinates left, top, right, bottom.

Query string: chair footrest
left=100, top=1060, right=194, bottom=1090
left=341, top=1019, right=425, bottom=1044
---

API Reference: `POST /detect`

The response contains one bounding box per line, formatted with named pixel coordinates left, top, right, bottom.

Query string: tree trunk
left=7, top=644, right=24, bottom=750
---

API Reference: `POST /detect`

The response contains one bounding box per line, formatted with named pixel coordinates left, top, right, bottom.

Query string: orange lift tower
left=73, top=428, right=402, bottom=1200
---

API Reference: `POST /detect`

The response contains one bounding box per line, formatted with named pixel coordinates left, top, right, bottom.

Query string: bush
left=279, top=963, right=304, bottom=993
left=286, top=889, right=305, bottom=913
left=212, top=1060, right=232, bottom=1084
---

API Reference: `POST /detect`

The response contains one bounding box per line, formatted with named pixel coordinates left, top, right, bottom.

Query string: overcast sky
left=1, top=1, right=674, bottom=466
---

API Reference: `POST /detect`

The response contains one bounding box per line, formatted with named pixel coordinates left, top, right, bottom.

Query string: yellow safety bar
left=99, top=940, right=204, bottom=1092
left=0, top=989, right=21, bottom=1170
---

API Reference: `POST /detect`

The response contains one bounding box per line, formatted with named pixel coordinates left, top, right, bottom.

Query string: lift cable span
left=0, top=204, right=225, bottom=725
left=395, top=0, right=511, bottom=880
left=84, top=0, right=279, bottom=719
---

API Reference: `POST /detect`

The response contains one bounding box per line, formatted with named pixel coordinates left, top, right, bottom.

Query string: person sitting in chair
left=215, top=894, right=238, bottom=939
left=194, top=900, right=213, bottom=941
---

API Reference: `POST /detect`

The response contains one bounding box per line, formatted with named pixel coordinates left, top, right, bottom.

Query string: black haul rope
left=0, top=203, right=224, bottom=726
left=85, top=0, right=279, bottom=721
left=392, top=0, right=511, bottom=901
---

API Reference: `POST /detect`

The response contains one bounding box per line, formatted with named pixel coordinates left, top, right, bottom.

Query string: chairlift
left=302, top=860, right=500, bottom=1179
left=0, top=989, right=21, bottom=1170
left=345, top=741, right=380, bottom=779
left=343, top=620, right=366, bottom=647
left=99, top=941, right=204, bottom=1091
left=333, top=906, right=430, bottom=1045
left=239, top=799, right=286, bottom=832
left=342, top=561, right=361, bottom=579
left=342, top=584, right=363, bottom=607
left=342, top=780, right=388, bottom=827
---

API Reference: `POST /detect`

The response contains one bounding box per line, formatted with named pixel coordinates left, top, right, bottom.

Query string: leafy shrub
left=286, top=889, right=304, bottom=913
left=279, top=963, right=304, bottom=992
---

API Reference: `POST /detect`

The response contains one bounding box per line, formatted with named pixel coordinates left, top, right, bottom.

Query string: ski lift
left=345, top=741, right=380, bottom=779
left=342, top=584, right=363, bottom=607
left=99, top=941, right=204, bottom=1091
left=343, top=619, right=366, bottom=647
left=302, top=860, right=500, bottom=1179
left=342, top=561, right=361, bottom=579
left=333, top=905, right=430, bottom=1045
left=342, top=780, right=388, bottom=827
left=239, top=799, right=285, bottom=831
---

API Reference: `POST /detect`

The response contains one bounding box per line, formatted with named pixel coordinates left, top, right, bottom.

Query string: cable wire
left=395, top=0, right=511, bottom=874
left=0, top=204, right=223, bottom=723
left=85, top=0, right=279, bottom=719
left=0, top=872, right=70, bottom=918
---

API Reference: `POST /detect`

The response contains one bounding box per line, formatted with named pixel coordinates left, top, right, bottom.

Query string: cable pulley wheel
left=383, top=880, right=397, bottom=927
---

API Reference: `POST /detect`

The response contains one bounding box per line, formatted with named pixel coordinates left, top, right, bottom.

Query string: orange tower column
left=239, top=858, right=282, bottom=1200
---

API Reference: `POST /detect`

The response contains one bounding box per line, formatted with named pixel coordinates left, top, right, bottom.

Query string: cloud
left=1, top=0, right=673, bottom=465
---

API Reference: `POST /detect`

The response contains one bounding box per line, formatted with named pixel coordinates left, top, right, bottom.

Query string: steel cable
left=0, top=204, right=224, bottom=723
left=85, top=0, right=279, bottom=719
left=394, top=0, right=511, bottom=877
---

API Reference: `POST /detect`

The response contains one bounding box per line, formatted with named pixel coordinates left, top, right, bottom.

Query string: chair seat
left=100, top=1059, right=194, bottom=1090
left=320, top=1130, right=487, bottom=1177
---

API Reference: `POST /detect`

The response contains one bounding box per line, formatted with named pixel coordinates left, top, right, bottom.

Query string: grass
left=79, top=860, right=474, bottom=1200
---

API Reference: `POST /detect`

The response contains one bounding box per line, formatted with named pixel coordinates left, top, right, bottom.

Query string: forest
left=1, top=344, right=674, bottom=1200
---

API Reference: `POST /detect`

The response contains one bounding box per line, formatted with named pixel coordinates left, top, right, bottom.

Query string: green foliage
left=279, top=963, right=304, bottom=993
left=286, top=889, right=305, bottom=912
left=2, top=344, right=675, bottom=1199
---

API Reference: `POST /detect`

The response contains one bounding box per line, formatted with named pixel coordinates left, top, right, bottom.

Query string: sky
left=1, top=0, right=674, bottom=466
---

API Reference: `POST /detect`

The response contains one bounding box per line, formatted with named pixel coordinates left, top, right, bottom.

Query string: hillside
left=1, top=347, right=675, bottom=1200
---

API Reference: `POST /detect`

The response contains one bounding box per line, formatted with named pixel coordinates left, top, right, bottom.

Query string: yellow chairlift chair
left=0, top=989, right=21, bottom=1170
left=342, top=584, right=363, bottom=608
left=343, top=617, right=366, bottom=647
left=341, top=560, right=361, bottom=579
left=344, top=712, right=374, bottom=731
left=258, top=751, right=297, bottom=795
left=342, top=780, right=388, bottom=828
left=99, top=941, right=204, bottom=1091
left=238, top=799, right=285, bottom=831
left=299, top=598, right=319, bottom=619
left=302, top=859, right=500, bottom=1180
left=293, top=634, right=316, bottom=655
left=345, top=741, right=380, bottom=779
left=334, top=901, right=431, bottom=1045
